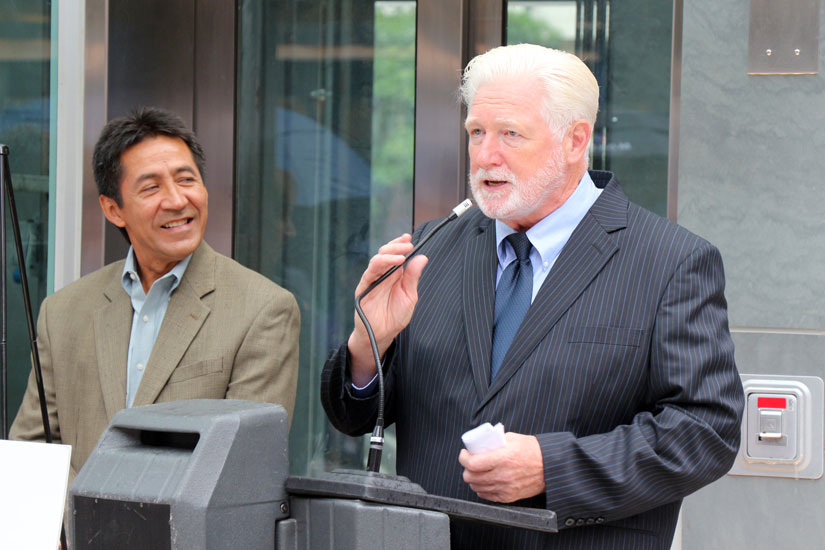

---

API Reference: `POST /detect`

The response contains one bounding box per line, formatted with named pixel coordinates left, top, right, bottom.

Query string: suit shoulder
left=596, top=174, right=716, bottom=256
left=211, top=250, right=297, bottom=303
left=44, top=261, right=125, bottom=304
left=624, top=200, right=719, bottom=263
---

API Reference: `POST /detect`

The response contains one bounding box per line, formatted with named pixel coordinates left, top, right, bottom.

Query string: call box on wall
left=730, top=374, right=823, bottom=479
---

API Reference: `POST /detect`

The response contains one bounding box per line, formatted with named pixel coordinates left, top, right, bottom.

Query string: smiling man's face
left=99, top=135, right=208, bottom=287
left=465, top=77, right=572, bottom=231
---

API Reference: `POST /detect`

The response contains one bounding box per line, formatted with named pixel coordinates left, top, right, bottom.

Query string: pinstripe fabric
left=321, top=171, right=744, bottom=549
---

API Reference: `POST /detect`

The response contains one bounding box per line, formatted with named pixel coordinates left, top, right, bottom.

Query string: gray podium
left=69, top=400, right=290, bottom=550
left=70, top=400, right=556, bottom=549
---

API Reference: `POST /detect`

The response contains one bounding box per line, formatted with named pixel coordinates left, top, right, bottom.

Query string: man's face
left=100, top=135, right=208, bottom=279
left=465, top=78, right=569, bottom=230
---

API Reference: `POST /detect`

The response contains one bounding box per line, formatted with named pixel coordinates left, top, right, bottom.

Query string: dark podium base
left=286, top=469, right=557, bottom=533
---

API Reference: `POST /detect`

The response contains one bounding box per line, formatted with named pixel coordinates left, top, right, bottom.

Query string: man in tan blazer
left=10, top=107, right=299, bottom=482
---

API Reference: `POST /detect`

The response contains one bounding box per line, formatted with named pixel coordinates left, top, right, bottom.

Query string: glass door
left=235, top=0, right=416, bottom=474
left=0, top=0, right=51, bottom=432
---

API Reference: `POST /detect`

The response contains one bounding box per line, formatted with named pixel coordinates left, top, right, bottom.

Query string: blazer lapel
left=94, top=275, right=132, bottom=419
left=132, top=243, right=215, bottom=406
left=461, top=216, right=497, bottom=401
left=479, top=176, right=629, bottom=408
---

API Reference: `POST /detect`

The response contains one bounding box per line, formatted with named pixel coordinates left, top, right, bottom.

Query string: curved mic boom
left=355, top=199, right=474, bottom=473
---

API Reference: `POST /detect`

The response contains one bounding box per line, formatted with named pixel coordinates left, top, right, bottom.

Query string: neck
left=503, top=165, right=587, bottom=232
left=134, top=256, right=179, bottom=293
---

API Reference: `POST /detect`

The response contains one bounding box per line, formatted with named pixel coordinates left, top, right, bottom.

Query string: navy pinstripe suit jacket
left=321, top=171, right=744, bottom=549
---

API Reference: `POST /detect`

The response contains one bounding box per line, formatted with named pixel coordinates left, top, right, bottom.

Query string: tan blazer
left=10, top=242, right=299, bottom=482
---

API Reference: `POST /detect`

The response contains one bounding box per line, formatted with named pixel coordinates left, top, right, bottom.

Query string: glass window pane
left=506, top=0, right=672, bottom=216
left=0, top=0, right=51, bottom=431
left=235, top=0, right=416, bottom=475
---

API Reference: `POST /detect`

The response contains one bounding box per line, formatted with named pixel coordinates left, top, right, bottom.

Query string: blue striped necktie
left=491, top=232, right=533, bottom=380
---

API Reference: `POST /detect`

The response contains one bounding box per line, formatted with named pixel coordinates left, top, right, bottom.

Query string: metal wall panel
left=748, top=0, right=820, bottom=75
left=193, top=0, right=235, bottom=256
left=413, top=0, right=469, bottom=226
left=80, top=0, right=108, bottom=276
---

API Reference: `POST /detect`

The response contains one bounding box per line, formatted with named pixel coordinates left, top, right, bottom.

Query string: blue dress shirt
left=121, top=248, right=193, bottom=407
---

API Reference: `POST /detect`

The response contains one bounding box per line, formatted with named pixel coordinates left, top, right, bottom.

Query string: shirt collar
left=495, top=171, right=602, bottom=265
left=121, top=246, right=193, bottom=295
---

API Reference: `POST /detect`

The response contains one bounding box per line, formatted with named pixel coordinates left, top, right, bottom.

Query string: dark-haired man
left=11, top=107, right=300, bottom=482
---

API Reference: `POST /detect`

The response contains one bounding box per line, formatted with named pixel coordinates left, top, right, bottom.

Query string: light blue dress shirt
left=494, top=171, right=602, bottom=302
left=121, top=247, right=192, bottom=407
left=352, top=172, right=602, bottom=394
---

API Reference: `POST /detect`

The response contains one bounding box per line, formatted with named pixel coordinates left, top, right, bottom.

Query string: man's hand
left=459, top=432, right=546, bottom=503
left=348, top=234, right=428, bottom=385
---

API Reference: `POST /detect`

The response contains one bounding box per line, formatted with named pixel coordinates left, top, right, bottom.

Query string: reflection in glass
left=0, top=0, right=51, bottom=431
left=507, top=1, right=577, bottom=51
left=506, top=0, right=672, bottom=215
left=235, top=0, right=415, bottom=475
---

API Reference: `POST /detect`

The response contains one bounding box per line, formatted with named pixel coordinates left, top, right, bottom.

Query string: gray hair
left=459, top=44, right=599, bottom=137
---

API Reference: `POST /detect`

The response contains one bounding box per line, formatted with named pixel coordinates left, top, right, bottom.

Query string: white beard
left=469, top=147, right=566, bottom=224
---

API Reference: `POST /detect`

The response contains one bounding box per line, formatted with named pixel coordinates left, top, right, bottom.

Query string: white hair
left=459, top=44, right=599, bottom=137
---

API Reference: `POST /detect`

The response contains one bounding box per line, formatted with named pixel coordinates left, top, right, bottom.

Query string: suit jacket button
left=564, top=518, right=576, bottom=527
left=595, top=517, right=605, bottom=524
left=575, top=518, right=585, bottom=526
left=586, top=518, right=595, bottom=525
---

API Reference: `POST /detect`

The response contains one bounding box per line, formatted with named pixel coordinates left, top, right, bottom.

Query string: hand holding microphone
left=348, top=234, right=429, bottom=385
left=350, top=199, right=474, bottom=472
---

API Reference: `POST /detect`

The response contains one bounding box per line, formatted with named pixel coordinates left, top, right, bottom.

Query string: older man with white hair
left=322, top=44, right=743, bottom=549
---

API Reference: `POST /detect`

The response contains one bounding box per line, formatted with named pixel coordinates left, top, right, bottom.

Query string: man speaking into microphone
left=321, top=44, right=743, bottom=549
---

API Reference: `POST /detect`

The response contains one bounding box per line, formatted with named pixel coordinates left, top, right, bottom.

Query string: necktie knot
left=506, top=232, right=531, bottom=262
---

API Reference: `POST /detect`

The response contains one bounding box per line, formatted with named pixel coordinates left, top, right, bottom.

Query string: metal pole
left=1, top=144, right=8, bottom=438
left=2, top=142, right=65, bottom=549
left=0, top=144, right=53, bottom=443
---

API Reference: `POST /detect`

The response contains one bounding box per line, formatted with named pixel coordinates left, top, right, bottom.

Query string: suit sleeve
left=320, top=340, right=399, bottom=436
left=226, top=288, right=301, bottom=424
left=9, top=300, right=61, bottom=444
left=537, top=243, right=744, bottom=525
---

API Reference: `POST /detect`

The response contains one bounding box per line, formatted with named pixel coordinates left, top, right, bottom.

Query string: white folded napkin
left=461, top=422, right=506, bottom=454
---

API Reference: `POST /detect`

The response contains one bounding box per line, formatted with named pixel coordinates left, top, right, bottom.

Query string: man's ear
left=563, top=119, right=592, bottom=166
left=99, top=195, right=127, bottom=228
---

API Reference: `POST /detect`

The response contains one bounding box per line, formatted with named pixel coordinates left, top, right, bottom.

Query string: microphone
left=356, top=199, right=474, bottom=473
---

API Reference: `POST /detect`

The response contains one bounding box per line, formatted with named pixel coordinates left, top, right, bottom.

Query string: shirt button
left=129, top=273, right=137, bottom=281
left=543, top=261, right=549, bottom=269
left=143, top=315, right=149, bottom=323
left=137, top=363, right=144, bottom=371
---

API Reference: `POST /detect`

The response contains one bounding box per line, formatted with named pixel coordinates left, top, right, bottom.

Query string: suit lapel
left=478, top=175, right=628, bottom=409
left=94, top=274, right=133, bottom=419
left=132, top=243, right=215, bottom=406
left=461, top=216, right=497, bottom=401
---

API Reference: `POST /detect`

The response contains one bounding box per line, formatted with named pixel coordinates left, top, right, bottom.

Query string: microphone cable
left=356, top=198, right=474, bottom=472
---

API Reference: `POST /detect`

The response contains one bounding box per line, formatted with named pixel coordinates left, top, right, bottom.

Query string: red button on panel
left=757, top=396, right=787, bottom=409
